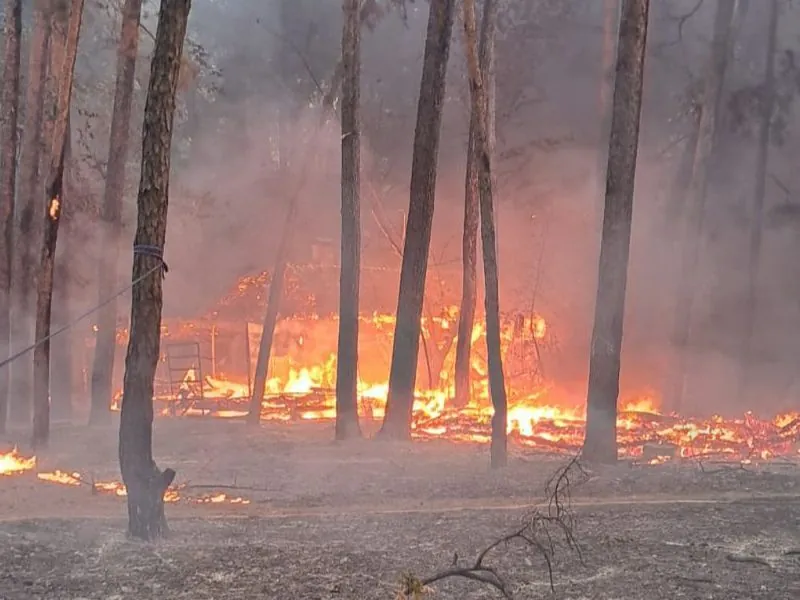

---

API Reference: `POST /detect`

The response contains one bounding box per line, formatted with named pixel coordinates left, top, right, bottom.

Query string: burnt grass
left=1, top=419, right=799, bottom=599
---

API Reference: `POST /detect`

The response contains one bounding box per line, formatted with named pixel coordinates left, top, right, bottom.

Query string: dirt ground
left=1, top=418, right=799, bottom=599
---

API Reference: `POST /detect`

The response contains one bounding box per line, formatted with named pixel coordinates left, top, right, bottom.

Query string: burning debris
left=0, top=451, right=250, bottom=505
left=0, top=448, right=36, bottom=476
left=33, top=470, right=251, bottom=505
left=99, top=290, right=800, bottom=463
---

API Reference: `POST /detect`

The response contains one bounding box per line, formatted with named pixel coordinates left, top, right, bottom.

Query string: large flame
left=106, top=308, right=800, bottom=462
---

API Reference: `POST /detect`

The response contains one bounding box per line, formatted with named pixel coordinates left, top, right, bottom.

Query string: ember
left=0, top=448, right=36, bottom=476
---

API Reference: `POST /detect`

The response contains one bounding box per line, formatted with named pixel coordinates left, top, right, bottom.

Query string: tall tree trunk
left=90, top=0, right=143, bottom=425
left=246, top=205, right=294, bottom=425
left=44, top=0, right=71, bottom=423
left=462, top=0, right=505, bottom=467
left=378, top=0, right=456, bottom=440
left=665, top=0, right=742, bottom=413
left=737, top=0, right=778, bottom=403
left=334, top=0, right=363, bottom=441
left=10, top=0, right=51, bottom=425
left=32, top=0, right=84, bottom=449
left=582, top=0, right=650, bottom=465
left=118, top=0, right=189, bottom=541
left=596, top=0, right=618, bottom=226
left=454, top=0, right=496, bottom=409
left=0, top=0, right=22, bottom=433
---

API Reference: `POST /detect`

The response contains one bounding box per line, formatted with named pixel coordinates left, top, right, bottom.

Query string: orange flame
left=0, top=448, right=36, bottom=476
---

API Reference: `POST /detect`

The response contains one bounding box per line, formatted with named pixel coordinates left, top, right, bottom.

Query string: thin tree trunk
left=246, top=205, right=294, bottom=425
left=378, top=0, right=456, bottom=440
left=462, top=0, right=505, bottom=468
left=10, top=0, right=51, bottom=425
left=334, top=0, right=363, bottom=441
left=0, top=0, right=22, bottom=433
left=737, top=0, right=778, bottom=403
left=32, top=0, right=84, bottom=449
left=582, top=0, right=650, bottom=465
left=118, top=0, right=189, bottom=541
left=90, top=0, right=143, bottom=425
left=454, top=0, right=495, bottom=409
left=665, top=0, right=742, bottom=413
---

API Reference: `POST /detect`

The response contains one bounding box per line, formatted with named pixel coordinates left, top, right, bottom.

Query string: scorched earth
left=1, top=419, right=799, bottom=599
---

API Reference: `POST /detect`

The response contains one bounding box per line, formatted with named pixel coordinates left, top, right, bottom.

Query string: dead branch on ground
left=399, top=456, right=587, bottom=599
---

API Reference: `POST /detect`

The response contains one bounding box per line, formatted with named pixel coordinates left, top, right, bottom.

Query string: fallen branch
left=726, top=553, right=772, bottom=568
left=399, top=456, right=587, bottom=598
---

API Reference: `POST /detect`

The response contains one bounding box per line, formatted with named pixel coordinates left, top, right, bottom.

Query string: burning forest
left=1, top=0, right=800, bottom=598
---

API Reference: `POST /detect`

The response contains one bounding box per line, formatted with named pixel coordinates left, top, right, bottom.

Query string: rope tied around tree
left=133, top=244, right=169, bottom=277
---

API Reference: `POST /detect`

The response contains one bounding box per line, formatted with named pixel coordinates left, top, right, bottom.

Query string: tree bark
left=334, top=0, right=364, bottom=441
left=596, top=0, right=618, bottom=228
left=462, top=0, right=505, bottom=468
left=44, top=0, right=72, bottom=423
left=665, top=0, right=742, bottom=413
left=32, top=0, right=84, bottom=449
left=737, top=0, right=778, bottom=402
left=10, top=0, right=51, bottom=425
left=454, top=0, right=496, bottom=410
left=378, top=0, right=456, bottom=440
left=90, top=0, right=144, bottom=426
left=246, top=210, right=294, bottom=425
left=582, top=0, right=649, bottom=465
left=118, top=0, right=189, bottom=541
left=0, top=0, right=22, bottom=433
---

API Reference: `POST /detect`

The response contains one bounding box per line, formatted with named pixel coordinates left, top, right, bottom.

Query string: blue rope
left=133, top=244, right=169, bottom=276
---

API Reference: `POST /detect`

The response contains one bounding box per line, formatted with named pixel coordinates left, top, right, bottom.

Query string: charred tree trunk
left=454, top=0, right=496, bottom=410
left=665, top=0, right=741, bottom=413
left=10, top=0, right=51, bottom=425
left=32, top=0, right=84, bottom=449
left=334, top=0, right=364, bottom=441
left=44, top=0, right=71, bottom=423
left=245, top=207, right=294, bottom=426
left=118, top=0, right=189, bottom=541
left=90, top=0, right=143, bottom=425
left=0, top=0, right=21, bottom=433
left=582, top=0, right=649, bottom=465
left=378, top=0, right=456, bottom=440
left=462, top=0, right=505, bottom=468
left=738, top=0, right=778, bottom=402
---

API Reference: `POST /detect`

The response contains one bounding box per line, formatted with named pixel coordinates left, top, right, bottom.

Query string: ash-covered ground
left=1, top=419, right=799, bottom=599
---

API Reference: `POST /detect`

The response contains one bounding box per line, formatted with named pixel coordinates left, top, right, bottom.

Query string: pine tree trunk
left=582, top=0, right=650, bottom=465
left=90, top=0, right=143, bottom=426
left=0, top=0, right=21, bottom=433
left=596, top=0, right=618, bottom=226
left=665, top=0, right=742, bottom=413
left=118, top=0, right=189, bottom=541
left=738, top=0, right=778, bottom=402
left=454, top=0, right=495, bottom=410
left=32, top=0, right=84, bottom=449
left=378, top=0, right=456, bottom=440
left=334, top=0, right=364, bottom=441
left=246, top=215, right=293, bottom=425
left=44, top=0, right=72, bottom=423
left=10, top=0, right=51, bottom=425
left=462, top=0, right=505, bottom=468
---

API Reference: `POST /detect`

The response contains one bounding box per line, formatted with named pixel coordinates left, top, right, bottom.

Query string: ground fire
left=103, top=279, right=800, bottom=463
left=0, top=449, right=249, bottom=504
